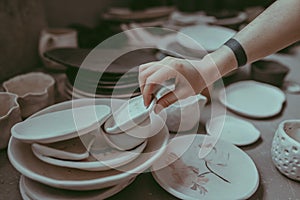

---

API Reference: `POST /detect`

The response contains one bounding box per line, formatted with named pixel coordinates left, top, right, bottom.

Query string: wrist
left=205, top=45, right=238, bottom=77
left=188, top=46, right=238, bottom=87
left=224, top=38, right=248, bottom=67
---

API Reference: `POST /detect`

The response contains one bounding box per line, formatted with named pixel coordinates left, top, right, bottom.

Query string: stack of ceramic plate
left=8, top=98, right=169, bottom=200
left=44, top=48, right=158, bottom=100
left=63, top=75, right=140, bottom=100
left=64, top=66, right=141, bottom=99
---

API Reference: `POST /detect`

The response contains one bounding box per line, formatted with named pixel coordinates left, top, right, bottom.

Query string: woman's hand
left=139, top=56, right=207, bottom=112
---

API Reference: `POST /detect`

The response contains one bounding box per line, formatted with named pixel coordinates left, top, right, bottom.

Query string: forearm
left=235, top=0, right=300, bottom=62
left=192, top=0, right=300, bottom=86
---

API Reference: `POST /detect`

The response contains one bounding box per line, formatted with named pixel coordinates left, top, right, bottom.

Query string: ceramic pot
left=39, top=28, right=77, bottom=70
left=271, top=120, right=300, bottom=181
left=251, top=60, right=289, bottom=87
left=0, top=92, right=22, bottom=149
left=3, top=72, right=55, bottom=118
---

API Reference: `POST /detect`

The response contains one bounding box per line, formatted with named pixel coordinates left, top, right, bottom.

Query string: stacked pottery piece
left=63, top=49, right=141, bottom=99
left=3, top=72, right=55, bottom=119
left=8, top=98, right=168, bottom=199
left=43, top=48, right=158, bottom=100
left=63, top=66, right=140, bottom=99
left=0, top=72, right=56, bottom=149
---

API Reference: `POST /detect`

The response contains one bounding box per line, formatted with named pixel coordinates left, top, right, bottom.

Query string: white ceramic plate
left=212, top=12, right=247, bottom=26
left=156, top=34, right=207, bottom=59
left=31, top=133, right=95, bottom=161
left=32, top=139, right=147, bottom=171
left=11, top=105, right=111, bottom=144
left=151, top=134, right=259, bottom=200
left=177, top=25, right=236, bottom=52
left=19, top=176, right=32, bottom=200
left=8, top=98, right=169, bottom=191
left=20, top=175, right=135, bottom=200
left=219, top=80, right=286, bottom=118
left=206, top=115, right=261, bottom=146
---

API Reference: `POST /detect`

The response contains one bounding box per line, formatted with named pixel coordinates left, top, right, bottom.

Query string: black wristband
left=224, top=38, right=247, bottom=67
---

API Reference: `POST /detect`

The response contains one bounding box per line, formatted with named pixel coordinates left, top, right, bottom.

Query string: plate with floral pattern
left=151, top=134, right=259, bottom=200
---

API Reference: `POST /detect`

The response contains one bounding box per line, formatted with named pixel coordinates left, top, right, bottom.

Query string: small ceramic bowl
left=251, top=60, right=290, bottom=87
left=271, top=120, right=300, bottom=181
left=3, top=72, right=55, bottom=118
left=102, top=111, right=166, bottom=151
left=0, top=92, right=22, bottom=149
left=165, top=94, right=207, bottom=132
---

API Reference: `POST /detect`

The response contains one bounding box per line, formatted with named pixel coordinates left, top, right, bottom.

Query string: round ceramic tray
left=11, top=105, right=111, bottom=144
left=219, top=80, right=286, bottom=118
left=8, top=98, right=169, bottom=191
left=151, top=134, right=259, bottom=200
left=20, top=175, right=135, bottom=200
left=177, top=25, right=236, bottom=52
left=206, top=115, right=261, bottom=146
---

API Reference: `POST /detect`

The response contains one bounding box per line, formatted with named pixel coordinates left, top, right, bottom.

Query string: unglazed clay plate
left=206, top=115, right=261, bottom=146
left=20, top=175, right=135, bottom=200
left=11, top=105, right=111, bottom=143
left=177, top=25, right=236, bottom=52
left=31, top=133, right=96, bottom=161
left=156, top=34, right=207, bottom=59
left=8, top=98, right=169, bottom=191
left=19, top=177, right=31, bottom=200
left=32, top=138, right=147, bottom=171
left=219, top=80, right=286, bottom=118
left=8, top=129, right=167, bottom=190
left=151, top=134, right=259, bottom=200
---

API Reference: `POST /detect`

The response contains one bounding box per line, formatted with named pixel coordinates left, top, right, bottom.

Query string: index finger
left=142, top=67, right=177, bottom=106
